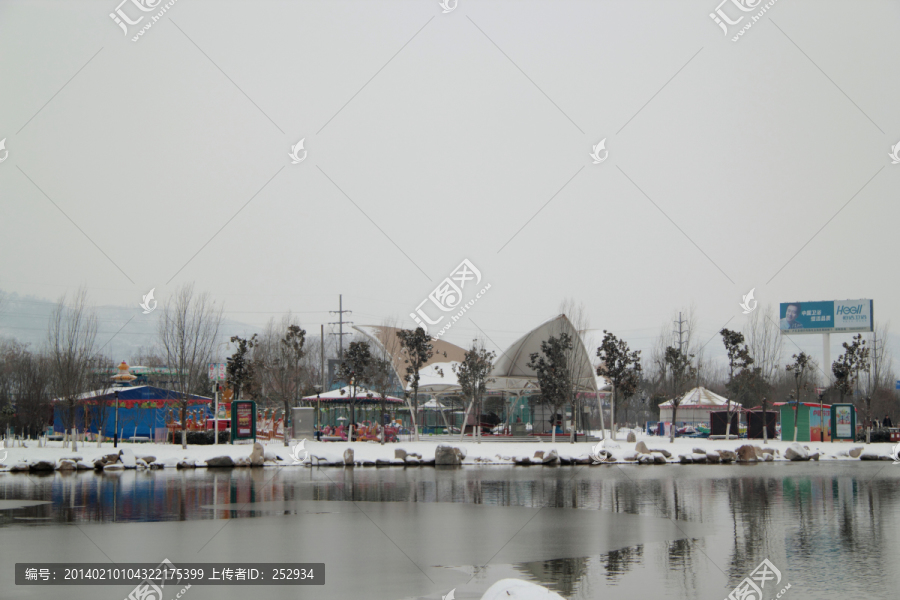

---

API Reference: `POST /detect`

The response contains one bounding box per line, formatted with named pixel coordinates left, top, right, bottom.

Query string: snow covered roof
left=353, top=325, right=467, bottom=392
left=489, top=314, right=598, bottom=393
left=301, top=386, right=403, bottom=403
left=658, top=387, right=736, bottom=408
left=53, top=385, right=211, bottom=403
left=417, top=361, right=461, bottom=393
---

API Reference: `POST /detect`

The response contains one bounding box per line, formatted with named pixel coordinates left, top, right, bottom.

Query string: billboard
left=779, top=299, right=872, bottom=335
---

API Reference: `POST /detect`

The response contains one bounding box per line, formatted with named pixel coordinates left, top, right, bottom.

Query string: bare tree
left=257, top=318, right=306, bottom=446
left=744, top=304, right=784, bottom=384
left=0, top=341, right=52, bottom=440
left=47, top=288, right=98, bottom=451
left=365, top=319, right=403, bottom=445
left=158, top=284, right=223, bottom=449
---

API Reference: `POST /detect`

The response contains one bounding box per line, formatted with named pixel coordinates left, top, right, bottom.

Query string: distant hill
left=0, top=290, right=257, bottom=362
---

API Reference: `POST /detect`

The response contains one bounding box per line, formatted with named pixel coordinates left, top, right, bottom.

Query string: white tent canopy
left=489, top=314, right=598, bottom=393
left=353, top=325, right=467, bottom=392
left=417, top=361, right=461, bottom=393
left=301, top=386, right=403, bottom=403
left=658, top=387, right=739, bottom=427
left=658, top=387, right=737, bottom=409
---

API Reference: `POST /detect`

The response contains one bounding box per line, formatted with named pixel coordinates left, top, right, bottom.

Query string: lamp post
left=818, top=389, right=825, bottom=442
left=314, top=384, right=323, bottom=441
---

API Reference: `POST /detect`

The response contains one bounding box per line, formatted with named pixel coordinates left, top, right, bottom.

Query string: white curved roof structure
left=353, top=325, right=467, bottom=393
left=417, top=361, right=461, bottom=393
left=489, top=314, right=598, bottom=394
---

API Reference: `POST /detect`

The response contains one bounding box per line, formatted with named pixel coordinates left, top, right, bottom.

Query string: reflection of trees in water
left=725, top=473, right=774, bottom=585
left=513, top=556, right=590, bottom=597
left=664, top=538, right=699, bottom=595
left=602, top=544, right=644, bottom=582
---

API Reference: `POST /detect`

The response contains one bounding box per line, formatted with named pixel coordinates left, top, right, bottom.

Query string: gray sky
left=1, top=0, right=898, bottom=369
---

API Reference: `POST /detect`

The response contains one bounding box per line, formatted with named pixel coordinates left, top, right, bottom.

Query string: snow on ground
left=0, top=427, right=895, bottom=471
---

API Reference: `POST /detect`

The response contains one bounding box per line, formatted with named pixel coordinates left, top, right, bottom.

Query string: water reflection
left=0, top=463, right=898, bottom=599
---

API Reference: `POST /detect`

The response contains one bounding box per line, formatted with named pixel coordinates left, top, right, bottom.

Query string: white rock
left=637, top=454, right=655, bottom=465
left=784, top=443, right=809, bottom=461
left=118, top=448, right=137, bottom=468
left=480, top=578, right=566, bottom=600
left=691, top=453, right=708, bottom=463
left=250, top=442, right=265, bottom=466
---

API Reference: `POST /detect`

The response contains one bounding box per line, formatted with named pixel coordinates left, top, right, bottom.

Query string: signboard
left=809, top=406, right=831, bottom=442
left=779, top=299, right=873, bottom=335
left=831, top=403, right=856, bottom=441
left=208, top=363, right=227, bottom=382
left=230, top=400, right=256, bottom=442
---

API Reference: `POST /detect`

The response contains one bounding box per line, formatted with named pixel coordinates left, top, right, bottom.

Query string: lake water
left=1, top=462, right=898, bottom=599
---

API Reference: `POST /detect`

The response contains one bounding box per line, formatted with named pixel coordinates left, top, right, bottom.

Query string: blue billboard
left=779, top=299, right=873, bottom=335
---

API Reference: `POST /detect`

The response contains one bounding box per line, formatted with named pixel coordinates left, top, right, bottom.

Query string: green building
left=777, top=402, right=831, bottom=442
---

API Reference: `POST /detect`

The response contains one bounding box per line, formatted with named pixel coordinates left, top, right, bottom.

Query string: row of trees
left=1, top=287, right=896, bottom=448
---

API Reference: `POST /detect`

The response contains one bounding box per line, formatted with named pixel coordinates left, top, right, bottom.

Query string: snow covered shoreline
left=1, top=431, right=895, bottom=472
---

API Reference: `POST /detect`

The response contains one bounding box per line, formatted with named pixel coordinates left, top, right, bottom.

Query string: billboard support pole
left=822, top=333, right=831, bottom=388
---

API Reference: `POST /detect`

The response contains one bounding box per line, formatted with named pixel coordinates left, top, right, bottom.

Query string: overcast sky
left=1, top=0, right=898, bottom=371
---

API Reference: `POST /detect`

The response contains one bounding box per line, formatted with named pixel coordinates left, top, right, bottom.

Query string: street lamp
left=314, top=384, right=323, bottom=441
left=818, top=389, right=825, bottom=442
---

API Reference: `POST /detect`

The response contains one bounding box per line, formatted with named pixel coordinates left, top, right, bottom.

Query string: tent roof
left=353, top=325, right=467, bottom=392
left=53, top=385, right=211, bottom=403
left=489, top=314, right=597, bottom=393
left=421, top=399, right=447, bottom=409
left=417, top=361, right=461, bottom=393
left=658, top=387, right=736, bottom=408
left=301, top=386, right=403, bottom=403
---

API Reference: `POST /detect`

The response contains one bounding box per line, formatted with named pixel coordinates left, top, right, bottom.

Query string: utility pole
left=674, top=312, right=686, bottom=353
left=328, top=294, right=353, bottom=361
